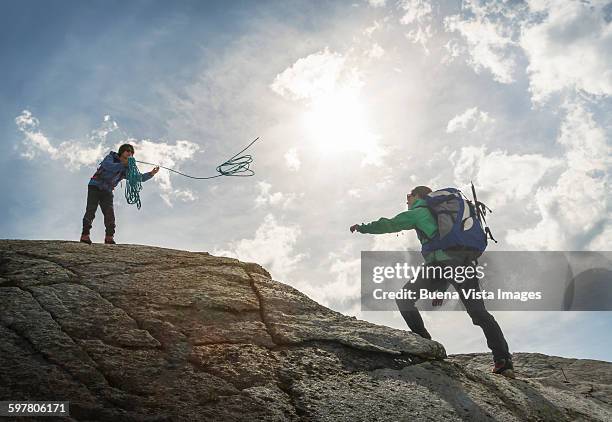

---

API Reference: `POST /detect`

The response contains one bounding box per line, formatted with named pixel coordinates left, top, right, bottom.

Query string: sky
left=1, top=0, right=611, bottom=361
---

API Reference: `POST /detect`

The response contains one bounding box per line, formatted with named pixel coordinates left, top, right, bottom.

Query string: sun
left=301, top=83, right=384, bottom=164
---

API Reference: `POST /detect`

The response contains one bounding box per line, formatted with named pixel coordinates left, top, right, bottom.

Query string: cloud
left=441, top=39, right=466, bottom=64
left=398, top=0, right=432, bottom=26
left=97, top=115, right=119, bottom=138
left=254, top=181, right=299, bottom=209
left=284, top=147, right=301, bottom=171
left=406, top=25, right=434, bottom=54
left=127, top=139, right=200, bottom=206
left=375, top=173, right=394, bottom=190
left=587, top=223, right=612, bottom=250
left=320, top=253, right=362, bottom=314
left=520, top=0, right=612, bottom=103
left=15, top=110, right=59, bottom=159
left=213, top=214, right=305, bottom=279
left=271, top=48, right=387, bottom=166
left=364, top=20, right=382, bottom=37
left=372, top=231, right=421, bottom=251
left=14, top=110, right=199, bottom=205
left=366, top=43, right=385, bottom=59
left=398, top=0, right=435, bottom=53
left=15, top=110, right=110, bottom=170
left=446, top=107, right=494, bottom=133
left=444, top=1, right=612, bottom=101
left=173, top=190, right=196, bottom=202
left=451, top=145, right=562, bottom=208
left=270, top=49, right=350, bottom=101
left=506, top=101, right=610, bottom=250
left=444, top=1, right=521, bottom=83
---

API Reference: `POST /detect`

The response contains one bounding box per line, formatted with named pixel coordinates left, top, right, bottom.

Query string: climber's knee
left=468, top=309, right=494, bottom=327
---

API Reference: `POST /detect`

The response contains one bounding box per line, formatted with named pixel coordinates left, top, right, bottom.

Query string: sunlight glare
left=302, top=83, right=384, bottom=164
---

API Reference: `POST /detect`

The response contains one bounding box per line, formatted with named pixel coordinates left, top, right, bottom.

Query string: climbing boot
left=80, top=234, right=92, bottom=245
left=104, top=236, right=116, bottom=245
left=493, top=358, right=515, bottom=379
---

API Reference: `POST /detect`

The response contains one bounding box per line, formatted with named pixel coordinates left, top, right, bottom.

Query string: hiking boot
left=80, top=234, right=92, bottom=245
left=493, top=358, right=515, bottom=379
left=104, top=236, right=116, bottom=245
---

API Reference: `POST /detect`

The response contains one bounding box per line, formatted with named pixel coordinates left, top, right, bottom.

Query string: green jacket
left=357, top=198, right=456, bottom=264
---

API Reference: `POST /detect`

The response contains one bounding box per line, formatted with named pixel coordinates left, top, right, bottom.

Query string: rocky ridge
left=0, top=240, right=610, bottom=421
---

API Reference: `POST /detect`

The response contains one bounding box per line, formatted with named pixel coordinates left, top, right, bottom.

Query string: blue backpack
left=415, top=182, right=497, bottom=259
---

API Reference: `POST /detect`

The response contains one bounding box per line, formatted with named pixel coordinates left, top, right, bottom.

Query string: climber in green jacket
left=350, top=185, right=514, bottom=378
left=350, top=188, right=458, bottom=264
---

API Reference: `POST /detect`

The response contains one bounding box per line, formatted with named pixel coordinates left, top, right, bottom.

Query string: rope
left=124, top=137, right=260, bottom=209
left=135, top=137, right=260, bottom=179
left=125, top=157, right=143, bottom=210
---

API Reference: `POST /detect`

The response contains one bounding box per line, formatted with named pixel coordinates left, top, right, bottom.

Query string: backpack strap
left=412, top=204, right=436, bottom=242
left=415, top=227, right=432, bottom=242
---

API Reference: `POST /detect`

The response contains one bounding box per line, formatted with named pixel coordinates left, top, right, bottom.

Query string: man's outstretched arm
left=352, top=210, right=420, bottom=234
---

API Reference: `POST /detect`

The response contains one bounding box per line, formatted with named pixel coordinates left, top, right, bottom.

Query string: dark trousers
left=396, top=260, right=511, bottom=362
left=82, top=185, right=115, bottom=236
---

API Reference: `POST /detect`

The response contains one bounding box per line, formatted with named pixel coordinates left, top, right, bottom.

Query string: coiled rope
left=125, top=157, right=143, bottom=210
left=124, top=137, right=260, bottom=209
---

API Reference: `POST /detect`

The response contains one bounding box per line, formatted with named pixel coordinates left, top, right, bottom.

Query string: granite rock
left=1, top=240, right=610, bottom=421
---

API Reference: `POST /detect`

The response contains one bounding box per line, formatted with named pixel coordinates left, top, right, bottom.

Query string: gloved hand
left=350, top=224, right=360, bottom=233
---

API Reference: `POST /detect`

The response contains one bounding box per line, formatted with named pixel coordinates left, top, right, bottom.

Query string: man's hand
left=151, top=166, right=160, bottom=176
left=350, top=224, right=360, bottom=233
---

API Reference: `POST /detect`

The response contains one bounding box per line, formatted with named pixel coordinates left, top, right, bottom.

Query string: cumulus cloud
left=270, top=49, right=352, bottom=101
left=521, top=0, right=612, bottom=103
left=406, top=25, right=434, bottom=54
left=451, top=145, right=562, bottom=208
left=306, top=240, right=427, bottom=315
left=14, top=110, right=199, bottom=205
left=15, top=110, right=111, bottom=170
left=254, top=181, right=299, bottom=209
left=15, top=110, right=59, bottom=159
left=441, top=39, right=466, bottom=64
left=446, top=107, right=494, bottom=133
left=444, top=1, right=522, bottom=83
left=319, top=253, right=362, bottom=314
left=126, top=139, right=200, bottom=206
left=506, top=102, right=610, bottom=250
left=398, top=0, right=435, bottom=53
left=398, top=0, right=432, bottom=25
left=213, top=214, right=305, bottom=279
left=444, top=1, right=612, bottom=101
left=284, top=147, right=301, bottom=171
